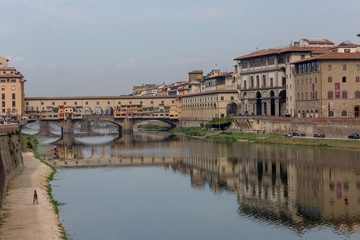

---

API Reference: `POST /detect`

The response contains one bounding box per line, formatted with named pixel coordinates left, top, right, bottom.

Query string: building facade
left=0, top=57, right=26, bottom=116
left=180, top=90, right=238, bottom=121
left=234, top=43, right=332, bottom=117
left=293, top=52, right=360, bottom=118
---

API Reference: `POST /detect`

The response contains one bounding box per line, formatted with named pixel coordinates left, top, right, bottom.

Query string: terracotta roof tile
left=234, top=47, right=329, bottom=60
left=301, top=39, right=334, bottom=45
left=204, top=72, right=233, bottom=80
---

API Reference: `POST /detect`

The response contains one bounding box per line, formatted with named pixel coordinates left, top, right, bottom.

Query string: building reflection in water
left=43, top=132, right=360, bottom=235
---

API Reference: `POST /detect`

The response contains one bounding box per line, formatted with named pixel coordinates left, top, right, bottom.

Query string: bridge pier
left=122, top=118, right=134, bottom=132
left=62, top=120, right=74, bottom=135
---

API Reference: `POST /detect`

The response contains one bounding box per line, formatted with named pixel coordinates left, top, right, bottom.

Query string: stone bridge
left=26, top=116, right=178, bottom=137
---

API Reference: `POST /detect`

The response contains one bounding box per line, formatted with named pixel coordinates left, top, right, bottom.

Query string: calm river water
left=26, top=124, right=360, bottom=240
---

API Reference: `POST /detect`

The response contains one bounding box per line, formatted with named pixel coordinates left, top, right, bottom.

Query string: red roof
left=234, top=47, right=327, bottom=60
left=204, top=72, right=233, bottom=80
left=301, top=39, right=334, bottom=45
left=291, top=52, right=360, bottom=64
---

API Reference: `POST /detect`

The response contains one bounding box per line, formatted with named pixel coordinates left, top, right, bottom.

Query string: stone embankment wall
left=0, top=125, right=24, bottom=206
left=180, top=117, right=360, bottom=137
left=260, top=117, right=360, bottom=137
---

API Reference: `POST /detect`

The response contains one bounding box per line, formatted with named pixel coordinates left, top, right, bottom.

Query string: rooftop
left=234, top=47, right=328, bottom=60
left=301, top=38, right=334, bottom=45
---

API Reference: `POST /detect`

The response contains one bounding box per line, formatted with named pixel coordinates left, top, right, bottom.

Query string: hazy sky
left=1, top=0, right=359, bottom=97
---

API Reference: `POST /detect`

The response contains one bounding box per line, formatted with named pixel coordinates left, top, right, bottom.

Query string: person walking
left=33, top=189, right=38, bottom=205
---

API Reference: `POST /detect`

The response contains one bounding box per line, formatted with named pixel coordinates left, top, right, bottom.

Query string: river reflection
left=35, top=130, right=360, bottom=239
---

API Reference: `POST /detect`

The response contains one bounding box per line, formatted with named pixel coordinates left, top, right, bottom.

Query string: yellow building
left=0, top=57, right=26, bottom=116
left=180, top=90, right=238, bottom=121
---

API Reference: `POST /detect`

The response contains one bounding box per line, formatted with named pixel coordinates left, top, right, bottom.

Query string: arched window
left=328, top=77, right=332, bottom=82
left=342, top=91, right=348, bottom=99
left=256, top=75, right=260, bottom=88
left=329, top=111, right=334, bottom=117
left=262, top=75, right=266, bottom=87
left=250, top=76, right=254, bottom=88
left=341, top=111, right=347, bottom=117
left=328, top=91, right=334, bottom=99
left=355, top=91, right=360, bottom=98
left=342, top=77, right=347, bottom=83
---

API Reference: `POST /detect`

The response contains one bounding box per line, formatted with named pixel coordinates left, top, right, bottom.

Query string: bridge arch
left=83, top=107, right=92, bottom=116
left=93, top=107, right=103, bottom=116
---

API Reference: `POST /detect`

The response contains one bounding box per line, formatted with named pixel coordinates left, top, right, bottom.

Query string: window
left=328, top=91, right=334, bottom=99
left=329, top=111, right=334, bottom=117
left=1, top=86, right=4, bottom=91
left=356, top=76, right=360, bottom=82
left=231, top=96, right=234, bottom=100
left=74, top=102, right=77, bottom=105
left=355, top=91, right=360, bottom=98
left=64, top=102, right=66, bottom=105
left=140, top=101, right=143, bottom=104
left=343, top=65, right=347, bottom=70
left=12, top=101, right=15, bottom=107
left=107, top=101, right=110, bottom=105
left=328, top=65, right=332, bottom=71
left=342, top=77, right=347, bottom=83
left=357, top=64, right=360, bottom=71
left=41, top=102, right=44, bottom=105
left=12, top=93, right=15, bottom=100
left=161, top=101, right=164, bottom=104
left=85, top=101, right=88, bottom=105
left=1, top=94, right=4, bottom=100
left=344, top=49, right=350, bottom=53
left=2, top=101, right=4, bottom=107
left=341, top=111, right=347, bottom=116
left=96, top=101, right=99, bottom=105
left=221, top=96, right=224, bottom=100
left=270, top=78, right=273, bottom=87
left=11, top=79, right=16, bottom=83
left=342, top=91, right=348, bottom=99
left=268, top=56, right=275, bottom=65
left=129, top=101, right=132, bottom=104
left=242, top=61, right=248, bottom=68
left=52, top=102, right=55, bottom=105
left=151, top=101, right=153, bottom=104
left=243, top=81, right=247, bottom=89
left=328, top=77, right=332, bottom=82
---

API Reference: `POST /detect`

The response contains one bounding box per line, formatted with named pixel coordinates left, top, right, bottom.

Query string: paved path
left=0, top=152, right=62, bottom=240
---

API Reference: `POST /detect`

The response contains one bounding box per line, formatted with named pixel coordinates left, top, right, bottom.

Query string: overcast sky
left=1, top=0, right=359, bottom=97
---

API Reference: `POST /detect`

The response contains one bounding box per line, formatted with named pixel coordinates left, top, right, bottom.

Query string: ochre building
left=293, top=51, right=360, bottom=118
left=0, top=57, right=26, bottom=116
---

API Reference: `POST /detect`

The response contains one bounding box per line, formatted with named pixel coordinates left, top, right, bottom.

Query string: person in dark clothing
left=33, top=189, right=38, bottom=205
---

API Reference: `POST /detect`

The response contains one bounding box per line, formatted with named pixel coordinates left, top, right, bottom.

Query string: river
left=23, top=123, right=360, bottom=240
